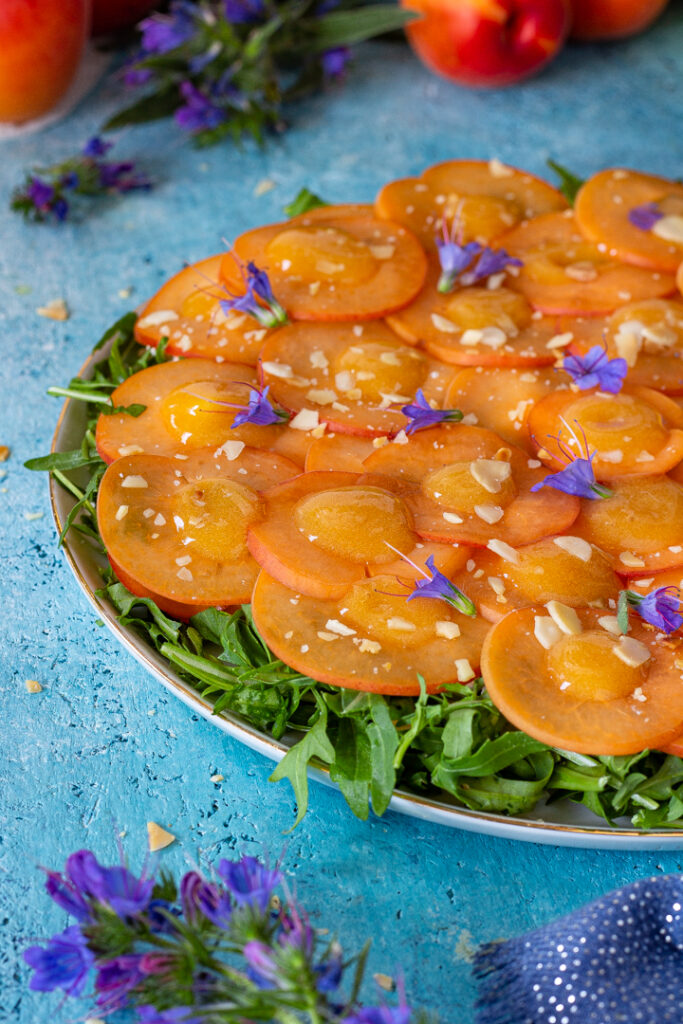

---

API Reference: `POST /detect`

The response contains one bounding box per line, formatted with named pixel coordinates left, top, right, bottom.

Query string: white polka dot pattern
left=473, top=875, right=683, bottom=1024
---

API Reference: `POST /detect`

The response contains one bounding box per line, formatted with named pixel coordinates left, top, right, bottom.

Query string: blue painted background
left=1, top=10, right=683, bottom=1021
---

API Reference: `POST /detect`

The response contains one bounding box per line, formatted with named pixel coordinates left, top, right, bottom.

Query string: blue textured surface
left=2, top=13, right=683, bottom=1021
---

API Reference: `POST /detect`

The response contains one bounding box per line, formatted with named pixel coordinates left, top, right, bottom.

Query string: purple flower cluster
left=25, top=847, right=411, bottom=1023
left=435, top=220, right=522, bottom=293
left=401, top=389, right=463, bottom=434
left=562, top=345, right=628, bottom=394
left=221, top=259, right=289, bottom=328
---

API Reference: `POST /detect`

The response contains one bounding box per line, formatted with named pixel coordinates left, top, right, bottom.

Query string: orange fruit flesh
left=294, top=486, right=415, bottom=563
left=421, top=460, right=518, bottom=513
left=265, top=226, right=379, bottom=284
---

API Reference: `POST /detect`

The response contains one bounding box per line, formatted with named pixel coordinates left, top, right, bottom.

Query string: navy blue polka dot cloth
left=473, top=875, right=683, bottom=1024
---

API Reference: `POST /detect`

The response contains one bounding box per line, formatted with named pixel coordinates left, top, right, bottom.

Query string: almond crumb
left=25, top=679, right=43, bottom=694
left=147, top=821, right=176, bottom=852
left=373, top=973, right=395, bottom=992
left=37, top=298, right=69, bottom=321
left=210, top=773, right=224, bottom=783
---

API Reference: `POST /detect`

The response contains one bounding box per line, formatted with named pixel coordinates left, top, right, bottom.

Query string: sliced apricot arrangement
left=375, top=159, right=567, bottom=252
left=500, top=211, right=676, bottom=316
left=481, top=606, right=683, bottom=755
left=219, top=212, right=427, bottom=321
left=97, top=447, right=299, bottom=611
left=575, top=169, right=683, bottom=274
left=259, top=320, right=454, bottom=437
left=362, top=424, right=579, bottom=546
left=251, top=569, right=490, bottom=695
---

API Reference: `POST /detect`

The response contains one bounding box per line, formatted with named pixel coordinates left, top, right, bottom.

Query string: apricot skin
left=0, top=1, right=88, bottom=123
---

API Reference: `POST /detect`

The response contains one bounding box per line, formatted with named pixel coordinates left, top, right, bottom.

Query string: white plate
left=49, top=347, right=683, bottom=850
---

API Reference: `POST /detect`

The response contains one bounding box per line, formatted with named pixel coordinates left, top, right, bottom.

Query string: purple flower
left=224, top=0, right=266, bottom=23
left=220, top=260, right=288, bottom=327
left=460, top=246, right=523, bottom=286
left=217, top=855, right=282, bottom=912
left=44, top=870, right=90, bottom=921
left=625, top=586, right=682, bottom=633
left=343, top=1006, right=412, bottom=1024
left=628, top=202, right=663, bottom=232
left=175, top=81, right=226, bottom=133
left=97, top=159, right=152, bottom=194
left=243, top=940, right=279, bottom=986
left=124, top=65, right=154, bottom=87
left=315, top=944, right=343, bottom=992
left=407, top=554, right=476, bottom=618
left=61, top=171, right=79, bottom=190
left=232, top=385, right=288, bottom=427
left=24, top=925, right=94, bottom=997
left=322, top=47, right=350, bottom=78
left=531, top=422, right=612, bottom=500
left=59, top=849, right=154, bottom=918
left=96, top=954, right=146, bottom=1010
left=83, top=136, right=112, bottom=158
left=51, top=198, right=69, bottom=221
left=139, top=4, right=196, bottom=55
left=401, top=389, right=463, bottom=434
left=26, top=176, right=54, bottom=210
left=435, top=219, right=481, bottom=293
left=562, top=345, right=628, bottom=394
left=138, top=1007, right=203, bottom=1024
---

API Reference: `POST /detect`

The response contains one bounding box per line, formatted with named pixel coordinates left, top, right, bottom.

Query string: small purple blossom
left=628, top=202, right=663, bottom=232
left=217, top=855, right=282, bottom=912
left=530, top=422, right=612, bottom=500
left=322, top=47, right=350, bottom=78
left=137, top=1007, right=203, bottom=1024
left=220, top=260, right=288, bottom=327
left=124, top=64, right=155, bottom=87
left=96, top=954, right=146, bottom=1010
left=343, top=1005, right=412, bottom=1024
left=224, top=0, right=266, bottom=23
left=26, top=176, right=54, bottom=210
left=175, top=81, right=226, bottom=133
left=625, top=586, right=682, bottom=633
left=406, top=554, right=476, bottom=618
left=83, top=136, right=113, bottom=159
left=315, top=943, right=343, bottom=992
left=97, top=160, right=152, bottom=193
left=243, top=940, right=279, bottom=986
left=435, top=218, right=482, bottom=293
left=196, top=879, right=234, bottom=928
left=139, top=4, right=197, bottom=55
left=401, top=389, right=463, bottom=434
left=562, top=345, right=628, bottom=394
left=56, top=849, right=155, bottom=919
left=24, top=925, right=94, bottom=997
left=232, top=385, right=288, bottom=427
left=460, top=246, right=523, bottom=286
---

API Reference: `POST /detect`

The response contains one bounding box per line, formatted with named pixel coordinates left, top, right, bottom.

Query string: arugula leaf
left=329, top=716, right=372, bottom=820
left=270, top=694, right=335, bottom=828
left=93, top=311, right=138, bottom=352
left=366, top=696, right=399, bottom=816
left=547, top=159, right=586, bottom=205
left=25, top=449, right=102, bottom=473
left=310, top=6, right=418, bottom=50
left=283, top=187, right=328, bottom=218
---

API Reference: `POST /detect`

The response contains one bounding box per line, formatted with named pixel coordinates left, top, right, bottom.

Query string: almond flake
left=631, top=686, right=647, bottom=703
left=386, top=617, right=416, bottom=632
left=460, top=329, right=483, bottom=346
left=176, top=567, right=193, bottom=582
left=153, top=513, right=166, bottom=526
left=216, top=440, right=245, bottom=461
left=115, top=504, right=129, bottom=521
left=372, top=436, right=389, bottom=449
left=613, top=322, right=643, bottom=366
left=431, top=313, right=459, bottom=334
left=527, top=458, right=542, bottom=468
left=546, top=332, right=574, bottom=350
left=669, top=546, right=683, bottom=554
left=545, top=600, right=582, bottom=636
left=309, top=281, right=321, bottom=295
left=534, top=615, right=562, bottom=650
left=598, top=615, right=621, bottom=635
left=310, top=424, right=327, bottom=438
left=564, top=262, right=598, bottom=282
left=488, top=157, right=514, bottom=178
left=455, top=659, right=475, bottom=682
left=634, top=577, right=655, bottom=588
left=379, top=351, right=401, bottom=366
left=651, top=214, right=683, bottom=245
left=393, top=430, right=409, bottom=445
left=486, top=539, right=519, bottom=564
left=37, top=297, right=70, bottom=321
left=317, top=631, right=339, bottom=642
left=474, top=504, right=504, bottom=524
left=147, top=822, right=176, bottom=852
left=443, top=511, right=464, bottom=524
left=210, top=774, right=224, bottom=783
left=619, top=551, right=646, bottom=568
left=121, top=475, right=148, bottom=489
left=480, top=327, right=507, bottom=350
left=118, top=444, right=144, bottom=457
left=175, top=555, right=192, bottom=566
left=262, top=361, right=293, bottom=379
left=355, top=638, right=382, bottom=654
left=254, top=177, right=276, bottom=196
left=470, top=458, right=512, bottom=493
left=325, top=619, right=356, bottom=637
left=369, top=244, right=395, bottom=260
left=306, top=388, right=337, bottom=405
left=25, top=679, right=43, bottom=694
left=309, top=350, right=329, bottom=369
left=601, top=449, right=623, bottom=464
left=635, top=450, right=655, bottom=463
left=614, top=636, right=651, bottom=668
left=331, top=401, right=350, bottom=413
left=553, top=535, right=592, bottom=562
left=435, top=620, right=461, bottom=639
left=137, top=309, right=178, bottom=328
left=289, top=408, right=319, bottom=431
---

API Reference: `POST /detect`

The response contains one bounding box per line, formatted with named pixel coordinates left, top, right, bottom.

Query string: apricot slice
left=108, top=555, right=219, bottom=621
left=527, top=386, right=683, bottom=479
left=251, top=570, right=491, bottom=695
left=247, top=471, right=445, bottom=599
left=305, top=433, right=380, bottom=473
left=575, top=169, right=683, bottom=273
left=387, top=265, right=562, bottom=367
left=375, top=159, right=567, bottom=251
left=94, top=358, right=309, bottom=467
left=569, top=299, right=683, bottom=395
left=444, top=365, right=569, bottom=449
left=219, top=214, right=428, bottom=321
left=481, top=606, right=683, bottom=755
left=572, top=475, right=683, bottom=576
left=259, top=321, right=454, bottom=437
left=361, top=424, right=579, bottom=547
left=500, top=211, right=676, bottom=315
left=135, top=255, right=271, bottom=365
left=97, top=448, right=298, bottom=609
left=453, top=536, right=620, bottom=623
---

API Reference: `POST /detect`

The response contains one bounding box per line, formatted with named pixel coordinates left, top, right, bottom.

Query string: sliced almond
left=455, top=658, right=475, bottom=682
left=469, top=458, right=512, bottom=493
left=553, top=536, right=592, bottom=562
left=545, top=600, right=582, bottom=636
left=619, top=551, right=646, bottom=568
left=651, top=214, right=683, bottom=245
left=25, top=679, right=43, bottom=694
left=147, top=821, right=176, bottom=852
left=534, top=615, right=562, bottom=650
left=137, top=309, right=178, bottom=328
left=262, top=361, right=293, bottom=379
left=289, top=408, right=319, bottom=431
left=486, top=539, right=519, bottom=564
left=474, top=504, right=504, bottom=524
left=435, top=620, right=461, bottom=640
left=325, top=618, right=356, bottom=637
left=386, top=617, right=416, bottom=632
left=215, top=440, right=245, bottom=461
left=614, top=636, right=651, bottom=668
left=598, top=615, right=621, bottom=635
left=431, top=313, right=459, bottom=334
left=121, top=475, right=148, bottom=489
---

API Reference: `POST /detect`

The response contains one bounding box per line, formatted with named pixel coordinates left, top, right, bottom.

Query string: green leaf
left=103, top=87, right=181, bottom=131
left=104, top=582, right=182, bottom=644
left=283, top=187, right=328, bottom=218
left=310, top=6, right=418, bottom=50
left=101, top=402, right=147, bottom=418
left=269, top=694, right=335, bottom=827
left=329, top=716, right=372, bottom=819
left=439, top=732, right=548, bottom=777
left=366, top=696, right=398, bottom=816
left=93, top=311, right=137, bottom=352
left=546, top=159, right=586, bottom=205
left=24, top=449, right=102, bottom=473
